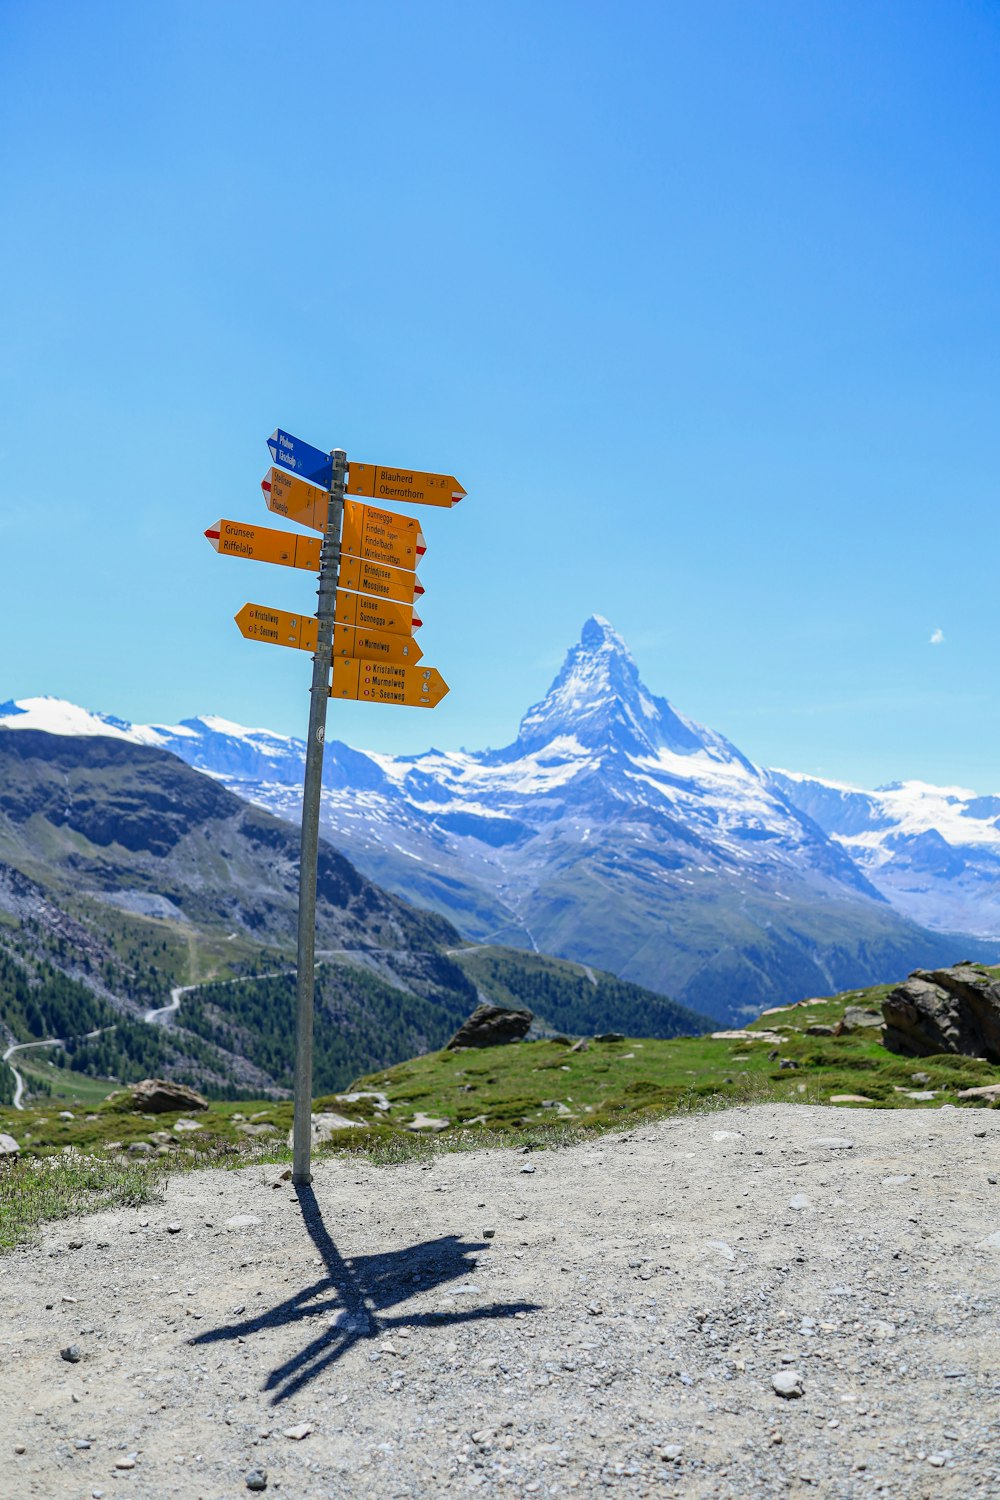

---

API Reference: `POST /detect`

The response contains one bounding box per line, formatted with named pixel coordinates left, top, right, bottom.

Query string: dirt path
left=1, top=1039, right=62, bottom=1110
left=2, top=1102, right=999, bottom=1499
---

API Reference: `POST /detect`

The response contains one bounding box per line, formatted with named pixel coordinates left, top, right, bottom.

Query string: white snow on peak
left=0, top=696, right=146, bottom=742
left=189, top=714, right=292, bottom=743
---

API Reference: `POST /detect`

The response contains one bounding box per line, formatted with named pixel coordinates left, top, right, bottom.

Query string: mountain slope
left=770, top=769, right=1000, bottom=939
left=0, top=726, right=709, bottom=1100
left=7, top=618, right=989, bottom=1022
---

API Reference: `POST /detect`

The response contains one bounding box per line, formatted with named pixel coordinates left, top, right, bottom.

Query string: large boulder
left=126, top=1079, right=209, bottom=1114
left=882, top=965, right=1000, bottom=1062
left=0, top=1133, right=20, bottom=1158
left=446, top=1003, right=533, bottom=1050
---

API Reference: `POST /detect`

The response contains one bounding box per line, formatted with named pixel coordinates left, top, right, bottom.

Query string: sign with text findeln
left=330, top=658, right=448, bottom=708
left=267, top=429, right=334, bottom=488
left=341, top=500, right=425, bottom=569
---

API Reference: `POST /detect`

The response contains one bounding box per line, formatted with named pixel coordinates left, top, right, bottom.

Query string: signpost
left=206, top=427, right=463, bottom=1186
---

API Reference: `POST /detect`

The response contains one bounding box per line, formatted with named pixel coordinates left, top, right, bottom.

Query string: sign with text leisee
left=332, top=589, right=422, bottom=637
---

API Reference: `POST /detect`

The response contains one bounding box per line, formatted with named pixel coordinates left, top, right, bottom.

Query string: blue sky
left=2, top=0, right=998, bottom=790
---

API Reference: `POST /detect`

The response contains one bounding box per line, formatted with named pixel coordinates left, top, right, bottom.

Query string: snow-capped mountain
left=769, top=770, right=1000, bottom=939
left=3, top=618, right=995, bottom=1020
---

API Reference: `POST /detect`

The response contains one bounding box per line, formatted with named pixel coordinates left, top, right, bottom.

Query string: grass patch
left=0, top=1151, right=165, bottom=1250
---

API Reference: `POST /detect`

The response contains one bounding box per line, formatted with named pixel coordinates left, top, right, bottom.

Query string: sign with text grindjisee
left=337, top=554, right=424, bottom=605
left=346, top=461, right=465, bottom=509
left=330, top=658, right=449, bottom=707
left=205, top=520, right=322, bottom=571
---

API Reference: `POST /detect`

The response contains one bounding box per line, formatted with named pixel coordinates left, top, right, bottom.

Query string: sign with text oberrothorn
left=337, top=554, right=424, bottom=605
left=332, top=589, right=421, bottom=637
left=346, top=461, right=465, bottom=509
left=268, top=429, right=334, bottom=488
left=262, top=468, right=328, bottom=532
left=205, top=520, right=322, bottom=571
left=330, top=658, right=448, bottom=707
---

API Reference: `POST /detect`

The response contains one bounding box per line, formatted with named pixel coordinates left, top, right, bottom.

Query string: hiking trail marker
left=205, top=428, right=464, bottom=1186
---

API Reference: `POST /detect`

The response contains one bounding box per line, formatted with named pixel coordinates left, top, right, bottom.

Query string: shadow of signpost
left=190, top=1184, right=541, bottom=1403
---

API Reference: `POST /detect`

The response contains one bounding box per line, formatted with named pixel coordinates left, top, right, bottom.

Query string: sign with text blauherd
left=267, top=429, right=334, bottom=488
left=346, top=461, right=465, bottom=509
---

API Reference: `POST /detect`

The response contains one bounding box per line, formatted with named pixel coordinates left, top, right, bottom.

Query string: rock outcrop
left=446, top=1003, right=533, bottom=1049
left=881, top=965, right=1000, bottom=1061
left=126, top=1079, right=209, bottom=1114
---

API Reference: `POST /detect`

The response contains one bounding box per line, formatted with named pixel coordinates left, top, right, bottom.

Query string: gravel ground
left=2, top=1102, right=1000, bottom=1499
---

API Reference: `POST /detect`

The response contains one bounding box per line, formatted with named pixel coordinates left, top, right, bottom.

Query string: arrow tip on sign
left=261, top=475, right=272, bottom=496
left=204, top=523, right=221, bottom=550
left=412, top=613, right=423, bottom=629
left=452, top=484, right=466, bottom=503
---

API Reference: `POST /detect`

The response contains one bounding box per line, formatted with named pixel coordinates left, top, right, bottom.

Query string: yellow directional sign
left=261, top=468, right=328, bottom=532
left=333, top=622, right=423, bottom=665
left=205, top=519, right=321, bottom=571
left=333, top=590, right=421, bottom=638
left=235, top=603, right=318, bottom=652
left=341, top=500, right=425, bottom=570
left=346, top=461, right=465, bottom=509
left=338, top=554, right=423, bottom=606
left=235, top=604, right=424, bottom=665
left=330, top=659, right=448, bottom=708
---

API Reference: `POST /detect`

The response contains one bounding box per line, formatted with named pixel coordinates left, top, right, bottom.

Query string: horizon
left=2, top=2, right=998, bottom=792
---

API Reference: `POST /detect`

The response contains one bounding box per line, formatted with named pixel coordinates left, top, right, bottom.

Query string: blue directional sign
left=267, top=429, right=333, bottom=489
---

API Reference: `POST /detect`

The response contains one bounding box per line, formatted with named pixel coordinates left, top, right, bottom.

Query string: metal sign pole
left=291, top=447, right=347, bottom=1185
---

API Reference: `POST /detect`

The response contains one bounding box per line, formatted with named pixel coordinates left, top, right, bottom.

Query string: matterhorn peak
left=578, top=614, right=633, bottom=656
left=509, top=618, right=748, bottom=767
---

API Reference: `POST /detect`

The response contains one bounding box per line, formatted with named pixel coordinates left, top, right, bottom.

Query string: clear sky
left=2, top=0, right=998, bottom=791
